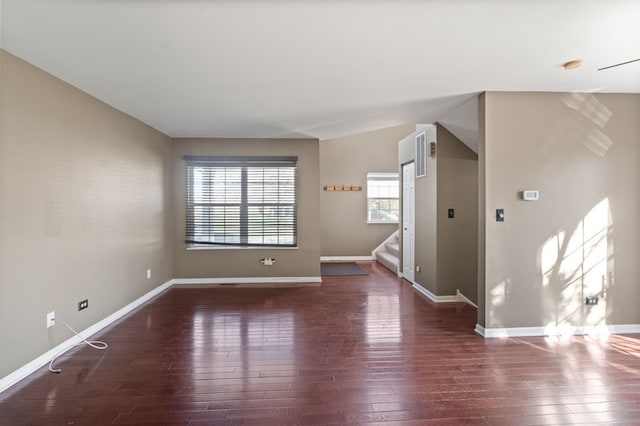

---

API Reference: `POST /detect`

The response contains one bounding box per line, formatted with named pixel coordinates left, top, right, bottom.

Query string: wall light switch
left=448, top=208, right=454, bottom=219
left=496, top=209, right=505, bottom=222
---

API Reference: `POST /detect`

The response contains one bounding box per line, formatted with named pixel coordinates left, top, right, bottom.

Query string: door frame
left=402, top=161, right=415, bottom=282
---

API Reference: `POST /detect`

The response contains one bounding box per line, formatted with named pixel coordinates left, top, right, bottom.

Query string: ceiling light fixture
left=563, top=60, right=583, bottom=70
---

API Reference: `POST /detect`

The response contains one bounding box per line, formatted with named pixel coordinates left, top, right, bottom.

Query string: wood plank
left=1, top=261, right=639, bottom=425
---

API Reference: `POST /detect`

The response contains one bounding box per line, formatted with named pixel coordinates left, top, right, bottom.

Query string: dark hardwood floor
left=2, top=262, right=640, bottom=425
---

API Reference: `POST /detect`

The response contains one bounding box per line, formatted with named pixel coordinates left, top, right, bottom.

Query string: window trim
left=185, top=155, right=298, bottom=248
left=366, top=172, right=400, bottom=224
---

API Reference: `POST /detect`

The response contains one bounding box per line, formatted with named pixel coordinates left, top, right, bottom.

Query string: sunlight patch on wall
left=540, top=198, right=612, bottom=329
left=563, top=93, right=612, bottom=128
left=488, top=278, right=511, bottom=327
left=562, top=93, right=613, bottom=156
left=540, top=231, right=565, bottom=287
left=583, top=199, right=612, bottom=325
left=490, top=279, right=509, bottom=306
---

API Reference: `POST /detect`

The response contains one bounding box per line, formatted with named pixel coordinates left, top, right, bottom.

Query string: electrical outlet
left=46, top=311, right=55, bottom=328
left=78, top=299, right=89, bottom=311
left=146, top=269, right=151, bottom=279
left=585, top=296, right=599, bottom=305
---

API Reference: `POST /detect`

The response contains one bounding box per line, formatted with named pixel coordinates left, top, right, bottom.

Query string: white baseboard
left=171, top=276, right=321, bottom=287
left=411, top=283, right=457, bottom=303
left=6, top=275, right=638, bottom=394
left=456, top=290, right=478, bottom=308
left=410, top=284, right=477, bottom=307
left=321, top=256, right=374, bottom=262
left=0, top=275, right=324, bottom=394
left=477, top=323, right=640, bottom=338
left=0, top=280, right=173, bottom=394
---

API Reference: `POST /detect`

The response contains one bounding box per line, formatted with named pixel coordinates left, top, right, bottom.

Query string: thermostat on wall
left=522, top=190, right=539, bottom=201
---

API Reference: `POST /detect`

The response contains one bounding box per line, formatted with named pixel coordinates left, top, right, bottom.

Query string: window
left=367, top=173, right=399, bottom=223
left=185, top=156, right=297, bottom=247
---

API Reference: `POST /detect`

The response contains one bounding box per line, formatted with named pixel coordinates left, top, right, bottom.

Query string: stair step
left=376, top=250, right=399, bottom=274
left=385, top=242, right=399, bottom=257
left=373, top=229, right=400, bottom=275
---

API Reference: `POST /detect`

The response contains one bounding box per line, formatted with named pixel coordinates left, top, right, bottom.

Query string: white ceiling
left=1, top=0, right=639, bottom=140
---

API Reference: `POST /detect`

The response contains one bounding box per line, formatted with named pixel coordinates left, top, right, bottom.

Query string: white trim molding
left=0, top=275, right=323, bottom=394
left=476, top=323, right=640, bottom=338
left=321, top=256, right=374, bottom=262
left=456, top=290, right=478, bottom=308
left=0, top=280, right=173, bottom=394
left=475, top=324, right=487, bottom=337
left=409, top=282, right=477, bottom=306
left=171, top=276, right=321, bottom=287
left=411, top=282, right=457, bottom=303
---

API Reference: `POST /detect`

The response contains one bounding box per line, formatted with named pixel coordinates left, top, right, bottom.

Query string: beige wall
left=436, top=124, right=478, bottom=302
left=320, top=125, right=415, bottom=256
left=0, top=50, right=174, bottom=378
left=399, top=125, right=478, bottom=300
left=172, top=138, right=320, bottom=278
left=481, top=92, right=640, bottom=328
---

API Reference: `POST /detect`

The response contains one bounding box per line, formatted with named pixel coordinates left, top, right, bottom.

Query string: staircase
left=373, top=230, right=400, bottom=275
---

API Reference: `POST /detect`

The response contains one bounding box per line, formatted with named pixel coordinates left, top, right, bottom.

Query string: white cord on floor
left=48, top=318, right=108, bottom=373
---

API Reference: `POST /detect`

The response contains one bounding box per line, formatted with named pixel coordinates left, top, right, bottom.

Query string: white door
left=402, top=162, right=415, bottom=281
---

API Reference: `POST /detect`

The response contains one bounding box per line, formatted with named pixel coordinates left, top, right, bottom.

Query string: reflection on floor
left=1, top=261, right=640, bottom=425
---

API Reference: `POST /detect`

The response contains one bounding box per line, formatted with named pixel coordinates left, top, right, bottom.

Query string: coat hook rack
left=323, top=185, right=362, bottom=191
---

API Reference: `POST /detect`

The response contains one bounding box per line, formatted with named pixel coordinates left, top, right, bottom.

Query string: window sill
left=187, top=245, right=299, bottom=251
left=367, top=221, right=399, bottom=225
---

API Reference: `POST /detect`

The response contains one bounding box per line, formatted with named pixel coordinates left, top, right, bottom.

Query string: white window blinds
left=185, top=156, right=297, bottom=247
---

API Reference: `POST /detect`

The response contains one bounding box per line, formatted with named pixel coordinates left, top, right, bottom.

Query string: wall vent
left=416, top=132, right=427, bottom=178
